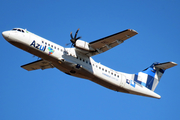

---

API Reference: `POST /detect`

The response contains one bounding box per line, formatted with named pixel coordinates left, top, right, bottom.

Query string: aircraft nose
left=2, top=31, right=10, bottom=39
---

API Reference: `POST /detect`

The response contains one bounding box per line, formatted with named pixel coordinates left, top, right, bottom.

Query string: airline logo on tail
left=133, top=62, right=177, bottom=91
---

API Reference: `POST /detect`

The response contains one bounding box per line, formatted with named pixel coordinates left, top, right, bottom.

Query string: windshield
left=12, top=28, right=25, bottom=33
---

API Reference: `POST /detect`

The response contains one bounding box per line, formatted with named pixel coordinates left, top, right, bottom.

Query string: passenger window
left=42, top=41, right=44, bottom=43
left=48, top=44, right=50, bottom=46
left=51, top=45, right=53, bottom=47
left=57, top=48, right=59, bottom=50
left=54, top=46, right=56, bottom=49
left=45, top=42, right=47, bottom=45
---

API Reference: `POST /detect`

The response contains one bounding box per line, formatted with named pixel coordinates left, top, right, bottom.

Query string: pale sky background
left=0, top=0, right=180, bottom=120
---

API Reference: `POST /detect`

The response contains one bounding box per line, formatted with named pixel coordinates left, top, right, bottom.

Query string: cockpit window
left=12, top=28, right=25, bottom=33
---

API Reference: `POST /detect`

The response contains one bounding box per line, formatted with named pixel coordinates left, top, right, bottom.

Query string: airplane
left=2, top=28, right=177, bottom=99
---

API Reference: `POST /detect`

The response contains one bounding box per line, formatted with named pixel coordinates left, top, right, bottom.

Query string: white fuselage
left=2, top=29, right=161, bottom=99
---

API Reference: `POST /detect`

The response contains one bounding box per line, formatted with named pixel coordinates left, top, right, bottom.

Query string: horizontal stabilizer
left=154, top=62, right=177, bottom=70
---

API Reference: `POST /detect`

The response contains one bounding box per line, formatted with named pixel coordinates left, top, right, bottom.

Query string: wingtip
left=128, top=29, right=138, bottom=34
left=167, top=62, right=178, bottom=67
left=171, top=61, right=178, bottom=66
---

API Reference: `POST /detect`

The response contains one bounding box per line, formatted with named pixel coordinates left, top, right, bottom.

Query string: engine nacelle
left=75, top=40, right=94, bottom=51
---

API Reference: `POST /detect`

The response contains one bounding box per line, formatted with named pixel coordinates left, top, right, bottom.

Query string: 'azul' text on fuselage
left=30, top=40, right=46, bottom=52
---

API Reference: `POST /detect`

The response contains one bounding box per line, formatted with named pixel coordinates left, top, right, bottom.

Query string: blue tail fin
left=133, top=62, right=177, bottom=91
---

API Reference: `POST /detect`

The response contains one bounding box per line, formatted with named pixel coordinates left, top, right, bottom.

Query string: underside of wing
left=88, top=29, right=138, bottom=56
left=21, top=59, right=54, bottom=71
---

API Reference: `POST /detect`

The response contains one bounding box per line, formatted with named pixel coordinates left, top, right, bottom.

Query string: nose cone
left=2, top=31, right=10, bottom=39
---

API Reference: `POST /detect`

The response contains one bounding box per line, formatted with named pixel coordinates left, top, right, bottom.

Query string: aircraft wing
left=87, top=29, right=138, bottom=56
left=21, top=59, right=54, bottom=71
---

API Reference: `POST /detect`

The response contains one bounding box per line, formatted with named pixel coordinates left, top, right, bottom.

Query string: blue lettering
left=30, top=40, right=35, bottom=47
left=36, top=43, right=40, bottom=49
left=43, top=46, right=46, bottom=52
left=40, top=45, right=47, bottom=52
left=30, top=40, right=46, bottom=52
left=39, top=45, right=44, bottom=50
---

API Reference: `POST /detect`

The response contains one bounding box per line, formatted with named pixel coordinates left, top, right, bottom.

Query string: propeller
left=69, top=28, right=81, bottom=47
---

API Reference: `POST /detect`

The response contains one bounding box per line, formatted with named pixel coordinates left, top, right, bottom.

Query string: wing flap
left=21, top=59, right=54, bottom=71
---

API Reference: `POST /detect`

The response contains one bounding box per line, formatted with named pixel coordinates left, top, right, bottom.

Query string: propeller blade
left=74, top=28, right=80, bottom=39
left=69, top=28, right=81, bottom=47
left=70, top=32, right=73, bottom=39
left=76, top=36, right=81, bottom=40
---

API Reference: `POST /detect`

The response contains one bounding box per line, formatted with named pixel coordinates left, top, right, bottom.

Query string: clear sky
left=0, top=0, right=180, bottom=120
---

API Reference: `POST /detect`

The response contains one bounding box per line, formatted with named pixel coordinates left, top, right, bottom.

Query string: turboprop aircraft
left=2, top=28, right=177, bottom=99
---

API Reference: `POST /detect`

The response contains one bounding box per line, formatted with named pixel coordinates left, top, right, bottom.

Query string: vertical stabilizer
left=133, top=62, right=177, bottom=91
